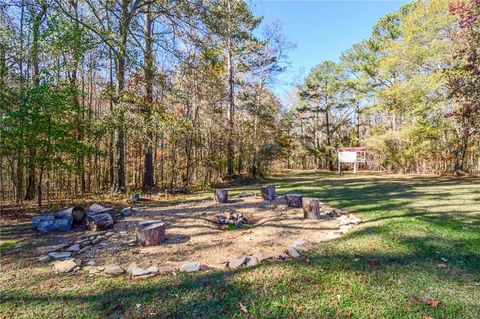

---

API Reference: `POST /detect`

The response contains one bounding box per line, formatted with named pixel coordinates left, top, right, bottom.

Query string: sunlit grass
left=0, top=171, right=479, bottom=318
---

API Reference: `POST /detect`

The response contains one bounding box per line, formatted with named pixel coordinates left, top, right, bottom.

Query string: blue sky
left=249, top=0, right=409, bottom=97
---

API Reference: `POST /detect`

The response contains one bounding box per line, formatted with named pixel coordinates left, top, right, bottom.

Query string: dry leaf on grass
left=239, top=302, right=248, bottom=314
left=409, top=295, right=441, bottom=307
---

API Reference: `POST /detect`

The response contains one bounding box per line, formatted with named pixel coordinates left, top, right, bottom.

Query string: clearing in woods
left=0, top=171, right=479, bottom=318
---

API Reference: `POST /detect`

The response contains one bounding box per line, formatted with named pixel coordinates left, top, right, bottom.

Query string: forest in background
left=1, top=0, right=479, bottom=206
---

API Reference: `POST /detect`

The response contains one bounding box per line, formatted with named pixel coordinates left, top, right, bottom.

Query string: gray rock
left=246, top=256, right=259, bottom=267
left=38, top=255, right=50, bottom=262
left=120, top=207, right=135, bottom=217
left=180, top=261, right=201, bottom=272
left=77, top=245, right=91, bottom=254
left=105, top=231, right=115, bottom=237
left=104, top=265, right=124, bottom=275
left=53, top=259, right=78, bottom=273
left=131, top=266, right=151, bottom=277
left=291, top=240, right=313, bottom=252
left=92, top=236, right=105, bottom=245
left=228, top=255, right=247, bottom=269
left=340, top=225, right=352, bottom=234
left=66, top=244, right=81, bottom=252
left=252, top=250, right=275, bottom=262
left=131, top=194, right=141, bottom=203
left=146, top=266, right=159, bottom=273
left=86, top=260, right=96, bottom=266
left=287, top=246, right=300, bottom=258
left=48, top=251, right=72, bottom=260
left=157, top=265, right=177, bottom=273
left=127, top=263, right=138, bottom=273
left=43, top=243, right=71, bottom=253
left=86, top=266, right=104, bottom=274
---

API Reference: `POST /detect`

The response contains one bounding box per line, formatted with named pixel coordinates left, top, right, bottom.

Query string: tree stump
left=85, top=213, right=114, bottom=231
left=302, top=198, right=324, bottom=219
left=286, top=194, right=303, bottom=208
left=214, top=189, right=228, bottom=203
left=136, top=220, right=166, bottom=246
left=54, top=206, right=86, bottom=224
left=260, top=185, right=276, bottom=201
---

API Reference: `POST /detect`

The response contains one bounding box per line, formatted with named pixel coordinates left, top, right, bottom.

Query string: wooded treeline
left=0, top=0, right=293, bottom=205
left=1, top=0, right=479, bottom=206
left=287, top=0, right=480, bottom=174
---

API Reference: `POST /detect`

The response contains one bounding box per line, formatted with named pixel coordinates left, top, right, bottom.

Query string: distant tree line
left=0, top=0, right=293, bottom=206
left=1, top=0, right=478, bottom=207
left=286, top=0, right=479, bottom=175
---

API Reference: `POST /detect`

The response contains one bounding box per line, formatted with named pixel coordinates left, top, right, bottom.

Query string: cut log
left=286, top=194, right=303, bottom=208
left=136, top=220, right=166, bottom=246
left=87, top=203, right=116, bottom=221
left=302, top=198, right=326, bottom=219
left=54, top=206, right=86, bottom=224
left=85, top=213, right=114, bottom=231
left=213, top=189, right=228, bottom=203
left=260, top=185, right=276, bottom=201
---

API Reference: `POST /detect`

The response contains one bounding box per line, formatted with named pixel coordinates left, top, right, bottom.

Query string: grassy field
left=1, top=171, right=479, bottom=318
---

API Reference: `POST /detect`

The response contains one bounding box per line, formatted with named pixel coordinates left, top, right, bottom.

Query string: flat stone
left=246, top=256, right=259, bottom=267
left=75, top=238, right=91, bottom=245
left=157, top=265, right=178, bottom=273
left=41, top=243, right=70, bottom=254
left=120, top=207, right=135, bottom=217
left=38, top=255, right=50, bottom=262
left=340, top=225, right=353, bottom=233
left=77, top=245, right=91, bottom=254
left=105, top=231, right=115, bottom=237
left=53, top=259, right=78, bottom=273
left=86, top=266, right=104, bottom=274
left=127, top=263, right=138, bottom=273
left=104, top=265, right=124, bottom=276
left=437, top=263, right=448, bottom=269
left=92, top=236, right=105, bottom=245
left=326, top=232, right=342, bottom=240
left=340, top=216, right=362, bottom=226
left=48, top=251, right=72, bottom=260
left=252, top=251, right=273, bottom=262
left=66, top=244, right=81, bottom=252
left=146, top=266, right=159, bottom=273
left=180, top=261, right=201, bottom=272
left=287, top=246, right=300, bottom=258
left=86, top=260, right=96, bottom=266
left=131, top=265, right=151, bottom=277
left=228, top=255, right=247, bottom=269
left=291, top=240, right=313, bottom=252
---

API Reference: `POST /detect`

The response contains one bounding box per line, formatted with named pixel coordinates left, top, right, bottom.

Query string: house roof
left=338, top=147, right=367, bottom=152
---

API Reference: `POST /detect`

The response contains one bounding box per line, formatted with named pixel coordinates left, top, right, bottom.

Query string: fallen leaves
left=409, top=295, right=441, bottom=308
left=239, top=302, right=248, bottom=314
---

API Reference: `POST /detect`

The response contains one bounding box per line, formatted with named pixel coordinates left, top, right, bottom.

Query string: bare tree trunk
left=112, top=0, right=129, bottom=192
left=325, top=106, right=334, bottom=171
left=26, top=1, right=47, bottom=200
left=226, top=0, right=235, bottom=177
left=142, top=3, right=155, bottom=189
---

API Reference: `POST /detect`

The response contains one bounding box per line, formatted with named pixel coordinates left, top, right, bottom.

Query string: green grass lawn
left=1, top=171, right=479, bottom=318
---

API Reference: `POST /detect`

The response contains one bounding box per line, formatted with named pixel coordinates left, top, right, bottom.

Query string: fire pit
left=217, top=210, right=253, bottom=229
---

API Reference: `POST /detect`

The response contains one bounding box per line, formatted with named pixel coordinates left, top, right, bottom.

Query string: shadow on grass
left=1, top=222, right=479, bottom=318
left=1, top=171, right=479, bottom=318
